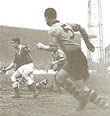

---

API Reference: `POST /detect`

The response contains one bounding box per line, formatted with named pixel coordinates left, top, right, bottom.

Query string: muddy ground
left=0, top=72, right=110, bottom=116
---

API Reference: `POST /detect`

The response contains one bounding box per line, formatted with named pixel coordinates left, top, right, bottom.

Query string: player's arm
left=36, top=42, right=57, bottom=52
left=55, top=52, right=65, bottom=64
left=71, top=24, right=95, bottom=52
left=52, top=50, right=65, bottom=65
left=79, top=27, right=95, bottom=52
left=52, top=57, right=65, bottom=65
left=2, top=62, right=15, bottom=73
left=36, top=26, right=60, bottom=52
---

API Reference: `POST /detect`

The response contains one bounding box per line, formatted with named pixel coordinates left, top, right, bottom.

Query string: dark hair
left=44, top=8, right=57, bottom=19
left=12, top=38, right=20, bottom=44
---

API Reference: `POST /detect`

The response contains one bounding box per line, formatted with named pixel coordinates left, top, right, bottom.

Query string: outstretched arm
left=2, top=62, right=15, bottom=73
left=36, top=42, right=57, bottom=52
left=52, top=57, right=65, bottom=65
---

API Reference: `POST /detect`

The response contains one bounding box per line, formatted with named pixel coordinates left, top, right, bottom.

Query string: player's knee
left=56, top=69, right=67, bottom=82
left=55, top=76, right=63, bottom=85
left=26, top=78, right=34, bottom=85
left=11, top=75, right=17, bottom=83
left=30, top=74, right=34, bottom=80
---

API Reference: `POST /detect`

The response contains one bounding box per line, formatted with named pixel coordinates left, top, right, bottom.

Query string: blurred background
left=0, top=0, right=110, bottom=73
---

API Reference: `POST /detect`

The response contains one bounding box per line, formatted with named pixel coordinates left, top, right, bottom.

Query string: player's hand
left=36, top=43, right=45, bottom=49
left=1, top=69, right=7, bottom=74
left=86, top=42, right=95, bottom=52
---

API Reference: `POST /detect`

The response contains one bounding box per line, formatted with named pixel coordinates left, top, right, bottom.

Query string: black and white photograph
left=0, top=0, right=110, bottom=116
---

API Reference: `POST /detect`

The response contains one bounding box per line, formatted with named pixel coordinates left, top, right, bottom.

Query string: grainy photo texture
left=0, top=0, right=110, bottom=116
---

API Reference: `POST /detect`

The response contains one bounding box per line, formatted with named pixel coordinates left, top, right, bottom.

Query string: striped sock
left=87, top=89, right=109, bottom=108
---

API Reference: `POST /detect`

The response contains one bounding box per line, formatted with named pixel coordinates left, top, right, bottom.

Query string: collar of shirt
left=51, top=20, right=60, bottom=25
left=16, top=45, right=23, bottom=54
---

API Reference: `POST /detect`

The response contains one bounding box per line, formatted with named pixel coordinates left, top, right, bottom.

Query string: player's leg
left=52, top=73, right=61, bottom=92
left=23, top=64, right=40, bottom=98
left=55, top=69, right=87, bottom=110
left=83, top=87, right=109, bottom=109
left=36, top=78, right=48, bottom=90
left=24, top=73, right=40, bottom=98
left=53, top=64, right=64, bottom=92
left=68, top=79, right=88, bottom=111
left=18, top=76, right=25, bottom=85
left=74, top=80, right=109, bottom=110
left=10, top=71, right=21, bottom=98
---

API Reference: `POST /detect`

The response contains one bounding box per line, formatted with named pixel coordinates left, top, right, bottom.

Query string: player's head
left=44, top=8, right=57, bottom=19
left=44, top=8, right=57, bottom=26
left=11, top=38, right=20, bottom=48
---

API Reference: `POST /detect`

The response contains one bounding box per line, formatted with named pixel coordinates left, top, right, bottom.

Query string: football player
left=36, top=8, right=109, bottom=111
